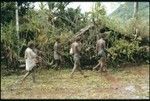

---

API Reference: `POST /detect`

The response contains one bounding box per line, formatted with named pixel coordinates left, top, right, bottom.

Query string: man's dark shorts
left=73, top=54, right=81, bottom=66
left=97, top=49, right=106, bottom=60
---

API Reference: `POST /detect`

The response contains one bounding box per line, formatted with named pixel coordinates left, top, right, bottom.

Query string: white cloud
left=101, top=2, right=125, bottom=15
left=67, top=2, right=95, bottom=13
left=34, top=2, right=49, bottom=10
left=33, top=2, right=125, bottom=15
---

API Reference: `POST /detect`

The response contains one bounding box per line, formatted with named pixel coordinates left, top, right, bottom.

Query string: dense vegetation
left=110, top=2, right=149, bottom=23
left=1, top=2, right=149, bottom=75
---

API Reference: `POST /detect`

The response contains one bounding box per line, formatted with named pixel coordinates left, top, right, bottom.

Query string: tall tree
left=133, top=2, right=139, bottom=38
left=1, top=2, right=16, bottom=25
left=16, top=2, right=19, bottom=40
left=15, top=2, right=20, bottom=56
left=133, top=2, right=139, bottom=19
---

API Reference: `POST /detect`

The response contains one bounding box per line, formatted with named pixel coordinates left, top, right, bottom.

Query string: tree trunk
left=16, top=2, right=19, bottom=39
left=16, top=2, right=20, bottom=56
left=133, top=2, right=139, bottom=39
left=70, top=24, right=94, bottom=42
left=133, top=2, right=139, bottom=20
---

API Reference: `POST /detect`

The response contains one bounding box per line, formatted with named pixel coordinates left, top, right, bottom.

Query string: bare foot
left=93, top=68, right=96, bottom=71
left=84, top=75, right=88, bottom=78
left=98, top=69, right=101, bottom=73
left=102, top=69, right=108, bottom=72
left=33, top=80, right=36, bottom=83
left=70, top=76, right=73, bottom=79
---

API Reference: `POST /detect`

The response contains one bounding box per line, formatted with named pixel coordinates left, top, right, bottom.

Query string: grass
left=1, top=65, right=149, bottom=99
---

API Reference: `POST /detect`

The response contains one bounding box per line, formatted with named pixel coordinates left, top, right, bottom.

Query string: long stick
left=16, top=2, right=19, bottom=56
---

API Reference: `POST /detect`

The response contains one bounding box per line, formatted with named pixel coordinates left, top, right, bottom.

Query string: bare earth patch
left=1, top=65, right=149, bottom=99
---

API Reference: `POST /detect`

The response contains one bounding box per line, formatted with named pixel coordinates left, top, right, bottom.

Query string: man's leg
left=78, top=67, right=87, bottom=78
left=76, top=60, right=83, bottom=75
left=9, top=70, right=32, bottom=89
left=98, top=61, right=103, bottom=72
left=93, top=62, right=101, bottom=71
left=75, top=57, right=87, bottom=78
left=58, top=59, right=61, bottom=69
left=31, top=68, right=36, bottom=83
left=52, top=59, right=56, bottom=69
left=70, top=62, right=77, bottom=78
left=76, top=59, right=84, bottom=76
left=99, top=58, right=107, bottom=72
left=54, top=59, right=59, bottom=70
left=20, top=71, right=31, bottom=84
left=102, top=58, right=107, bottom=72
left=57, top=59, right=62, bottom=76
left=93, top=55, right=101, bottom=71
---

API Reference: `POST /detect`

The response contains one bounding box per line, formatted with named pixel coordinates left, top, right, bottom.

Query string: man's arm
left=103, top=41, right=106, bottom=49
left=70, top=44, right=74, bottom=55
left=24, top=51, right=27, bottom=59
left=30, top=50, right=37, bottom=58
left=77, top=43, right=81, bottom=52
left=57, top=48, right=62, bottom=56
left=96, top=41, right=99, bottom=54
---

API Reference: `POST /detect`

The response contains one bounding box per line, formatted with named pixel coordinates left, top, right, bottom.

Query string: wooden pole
left=16, top=2, right=19, bottom=39
left=16, top=2, right=19, bottom=56
left=133, top=2, right=139, bottom=20
left=133, top=2, right=139, bottom=38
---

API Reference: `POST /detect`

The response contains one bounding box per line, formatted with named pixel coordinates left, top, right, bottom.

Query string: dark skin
left=55, top=39, right=63, bottom=56
left=70, top=40, right=87, bottom=78
left=93, top=38, right=107, bottom=72
left=20, top=45, right=37, bottom=84
left=53, top=39, right=63, bottom=70
left=8, top=43, right=39, bottom=90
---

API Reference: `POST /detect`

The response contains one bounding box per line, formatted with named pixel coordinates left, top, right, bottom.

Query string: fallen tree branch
left=70, top=23, right=94, bottom=42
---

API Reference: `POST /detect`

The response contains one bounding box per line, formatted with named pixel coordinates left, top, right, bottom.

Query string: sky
left=34, top=2, right=125, bottom=15
left=67, top=2, right=125, bottom=15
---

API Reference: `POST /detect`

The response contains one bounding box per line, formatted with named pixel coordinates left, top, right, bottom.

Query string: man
left=7, top=42, right=38, bottom=90
left=20, top=41, right=38, bottom=84
left=53, top=38, right=62, bottom=70
left=70, top=37, right=86, bottom=78
left=93, top=33, right=107, bottom=72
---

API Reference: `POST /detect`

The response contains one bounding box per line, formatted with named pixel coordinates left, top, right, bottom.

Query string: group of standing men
left=19, top=33, right=107, bottom=84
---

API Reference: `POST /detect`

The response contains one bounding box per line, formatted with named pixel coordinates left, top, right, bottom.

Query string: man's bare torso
left=54, top=42, right=61, bottom=52
left=71, top=42, right=81, bottom=55
left=97, top=38, right=106, bottom=52
left=54, top=42, right=61, bottom=60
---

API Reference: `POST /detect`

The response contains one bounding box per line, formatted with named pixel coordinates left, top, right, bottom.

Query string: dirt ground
left=1, top=65, right=149, bottom=99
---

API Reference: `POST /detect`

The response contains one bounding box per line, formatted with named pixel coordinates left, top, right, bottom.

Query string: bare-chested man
left=70, top=38, right=86, bottom=78
left=53, top=38, right=62, bottom=70
left=93, top=34, right=107, bottom=72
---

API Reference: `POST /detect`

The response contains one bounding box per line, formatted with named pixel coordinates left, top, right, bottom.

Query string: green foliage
left=1, top=2, right=33, bottom=25
left=107, top=37, right=149, bottom=67
left=1, top=2, right=16, bottom=25
left=18, top=2, right=33, bottom=17
left=1, top=2, right=149, bottom=72
left=89, top=2, right=106, bottom=27
left=49, top=3, right=87, bottom=33
left=110, top=2, right=149, bottom=23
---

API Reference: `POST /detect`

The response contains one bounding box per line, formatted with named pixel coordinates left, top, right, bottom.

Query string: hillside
left=110, top=2, right=149, bottom=22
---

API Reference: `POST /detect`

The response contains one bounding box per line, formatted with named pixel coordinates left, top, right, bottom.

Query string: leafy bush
left=108, top=39, right=149, bottom=67
left=1, top=2, right=149, bottom=72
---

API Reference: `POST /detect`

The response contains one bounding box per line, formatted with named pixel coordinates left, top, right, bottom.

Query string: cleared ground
left=1, top=65, right=149, bottom=99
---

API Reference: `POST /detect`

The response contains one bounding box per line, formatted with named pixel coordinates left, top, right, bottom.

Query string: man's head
left=28, top=41, right=34, bottom=49
left=75, top=37, right=81, bottom=42
left=99, top=33, right=105, bottom=39
left=68, top=40, right=72, bottom=45
left=56, top=37, right=60, bottom=43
